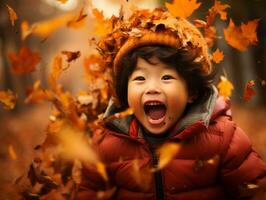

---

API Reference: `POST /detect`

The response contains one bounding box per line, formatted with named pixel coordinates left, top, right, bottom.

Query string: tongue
left=147, top=106, right=166, bottom=120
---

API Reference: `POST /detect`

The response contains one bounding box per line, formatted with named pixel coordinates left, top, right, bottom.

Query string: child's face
left=127, top=56, right=190, bottom=135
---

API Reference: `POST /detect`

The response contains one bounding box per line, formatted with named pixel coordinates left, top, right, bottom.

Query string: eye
left=133, top=76, right=145, bottom=81
left=162, top=75, right=174, bottom=80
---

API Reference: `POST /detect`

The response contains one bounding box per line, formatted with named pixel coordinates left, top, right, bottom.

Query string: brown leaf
left=212, top=48, right=224, bottom=64
left=8, top=46, right=40, bottom=74
left=165, top=0, right=201, bottom=18
left=6, top=4, right=18, bottom=26
left=0, top=90, right=17, bottom=110
left=243, top=80, right=256, bottom=102
left=61, top=50, right=81, bottom=62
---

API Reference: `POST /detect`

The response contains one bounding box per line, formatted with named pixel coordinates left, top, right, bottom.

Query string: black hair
left=114, top=45, right=216, bottom=109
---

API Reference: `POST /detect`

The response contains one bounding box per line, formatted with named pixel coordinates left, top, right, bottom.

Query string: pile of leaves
left=1, top=0, right=263, bottom=199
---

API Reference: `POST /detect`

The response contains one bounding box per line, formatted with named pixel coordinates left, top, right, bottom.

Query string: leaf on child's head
left=243, top=80, right=256, bottom=102
left=0, top=90, right=17, bottom=110
left=92, top=8, right=112, bottom=36
left=61, top=50, right=81, bottom=62
left=224, top=19, right=259, bottom=51
left=6, top=4, right=18, bottom=26
left=212, top=48, right=224, bottom=64
left=8, top=46, right=40, bottom=75
left=153, top=142, right=181, bottom=171
left=217, top=76, right=234, bottom=98
left=165, top=0, right=201, bottom=18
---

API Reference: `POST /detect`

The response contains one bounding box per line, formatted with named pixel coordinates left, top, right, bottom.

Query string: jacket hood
left=103, top=86, right=231, bottom=139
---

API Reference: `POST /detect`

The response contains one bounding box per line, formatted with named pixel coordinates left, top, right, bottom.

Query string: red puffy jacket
left=76, top=91, right=266, bottom=200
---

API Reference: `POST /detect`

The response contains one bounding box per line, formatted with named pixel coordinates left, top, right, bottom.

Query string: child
left=76, top=8, right=266, bottom=200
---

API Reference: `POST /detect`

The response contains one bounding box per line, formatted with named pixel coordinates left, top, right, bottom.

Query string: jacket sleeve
left=219, top=121, right=266, bottom=199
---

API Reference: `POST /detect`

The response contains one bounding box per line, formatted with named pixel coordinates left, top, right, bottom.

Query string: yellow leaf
left=8, top=144, right=17, bottom=160
left=0, top=90, right=17, bottom=110
left=212, top=48, right=224, bottom=64
left=154, top=143, right=181, bottom=171
left=165, top=0, right=201, bottom=18
left=96, top=161, right=108, bottom=181
left=217, top=76, right=234, bottom=98
left=6, top=4, right=18, bottom=26
left=92, top=8, right=112, bottom=36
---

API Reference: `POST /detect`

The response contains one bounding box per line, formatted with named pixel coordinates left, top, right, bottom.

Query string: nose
left=145, top=81, right=162, bottom=95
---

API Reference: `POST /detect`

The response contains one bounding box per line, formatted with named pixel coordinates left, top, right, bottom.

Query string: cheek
left=127, top=84, right=140, bottom=109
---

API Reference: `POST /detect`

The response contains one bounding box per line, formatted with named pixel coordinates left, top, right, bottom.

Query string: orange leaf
left=92, top=8, right=112, bottom=36
left=165, top=0, right=201, bottom=18
left=217, top=76, right=234, bottom=98
left=48, top=55, right=63, bottom=91
left=6, top=4, right=18, bottom=26
left=224, top=19, right=259, bottom=51
left=67, top=7, right=87, bottom=29
left=243, top=80, right=256, bottom=102
left=207, top=0, right=230, bottom=26
left=61, top=50, right=81, bottom=62
left=212, top=48, right=224, bottom=64
left=0, top=90, right=17, bottom=110
left=8, top=46, right=40, bottom=75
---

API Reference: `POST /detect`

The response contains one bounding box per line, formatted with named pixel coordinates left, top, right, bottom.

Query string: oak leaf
left=224, top=19, right=259, bottom=51
left=217, top=76, right=234, bottom=98
left=8, top=46, right=40, bottom=74
left=165, top=0, right=201, bottom=18
left=212, top=48, right=224, bottom=64
left=243, top=80, right=256, bottom=102
left=0, top=90, right=17, bottom=110
left=6, top=4, right=18, bottom=26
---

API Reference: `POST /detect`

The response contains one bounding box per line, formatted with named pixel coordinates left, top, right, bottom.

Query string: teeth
left=145, top=102, right=163, bottom=106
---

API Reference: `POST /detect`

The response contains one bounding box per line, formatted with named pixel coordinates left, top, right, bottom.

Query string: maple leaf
left=206, top=0, right=230, bottom=26
left=212, top=48, right=224, bottom=64
left=153, top=143, right=181, bottom=171
left=217, top=76, right=234, bottom=98
left=6, top=4, right=18, bottom=26
left=92, top=8, right=112, bottom=36
left=165, top=0, right=201, bottom=18
left=0, top=90, right=17, bottom=110
left=8, top=46, right=40, bottom=75
left=243, top=80, right=256, bottom=102
left=61, top=50, right=81, bottom=62
left=224, top=19, right=259, bottom=51
left=67, top=7, right=87, bottom=29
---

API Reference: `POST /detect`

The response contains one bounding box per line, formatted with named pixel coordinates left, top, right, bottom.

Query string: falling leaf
left=217, top=76, right=234, bottom=98
left=92, top=8, right=112, bottom=36
left=8, top=144, right=17, bottom=160
left=165, top=0, right=201, bottom=18
left=61, top=50, right=81, bottom=62
left=224, top=19, right=259, bottom=51
left=212, top=48, right=224, bottom=64
left=206, top=0, right=230, bottom=25
left=96, top=161, right=108, bottom=181
left=67, top=7, right=87, bottom=29
left=243, top=80, right=256, bottom=102
left=8, top=46, right=40, bottom=74
left=6, top=4, right=18, bottom=26
left=154, top=143, right=181, bottom=171
left=20, top=13, right=74, bottom=40
left=0, top=90, right=17, bottom=110
left=25, top=80, right=53, bottom=104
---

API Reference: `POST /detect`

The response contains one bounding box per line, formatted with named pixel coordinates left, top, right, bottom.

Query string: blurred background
left=0, top=0, right=265, bottom=199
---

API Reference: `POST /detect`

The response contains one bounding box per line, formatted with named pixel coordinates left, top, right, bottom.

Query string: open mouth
left=144, top=101, right=167, bottom=125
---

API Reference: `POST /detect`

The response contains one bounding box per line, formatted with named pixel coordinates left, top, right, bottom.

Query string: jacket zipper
left=147, top=144, right=164, bottom=200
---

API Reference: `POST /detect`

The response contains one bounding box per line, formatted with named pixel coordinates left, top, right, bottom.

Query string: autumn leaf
left=67, top=7, right=87, bottom=29
left=48, top=55, right=63, bottom=91
left=217, top=76, right=234, bottom=98
left=6, top=4, right=18, bottom=26
left=212, top=48, right=224, bottom=64
left=153, top=143, right=181, bottom=171
left=8, top=144, right=17, bottom=160
left=8, top=46, right=40, bottom=75
left=224, top=19, right=259, bottom=51
left=165, top=0, right=201, bottom=18
left=206, top=0, right=230, bottom=26
left=21, top=13, right=74, bottom=40
left=61, top=50, right=81, bottom=62
left=0, top=90, right=17, bottom=110
left=243, top=80, right=256, bottom=102
left=92, top=8, right=112, bottom=36
left=25, top=80, right=53, bottom=104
